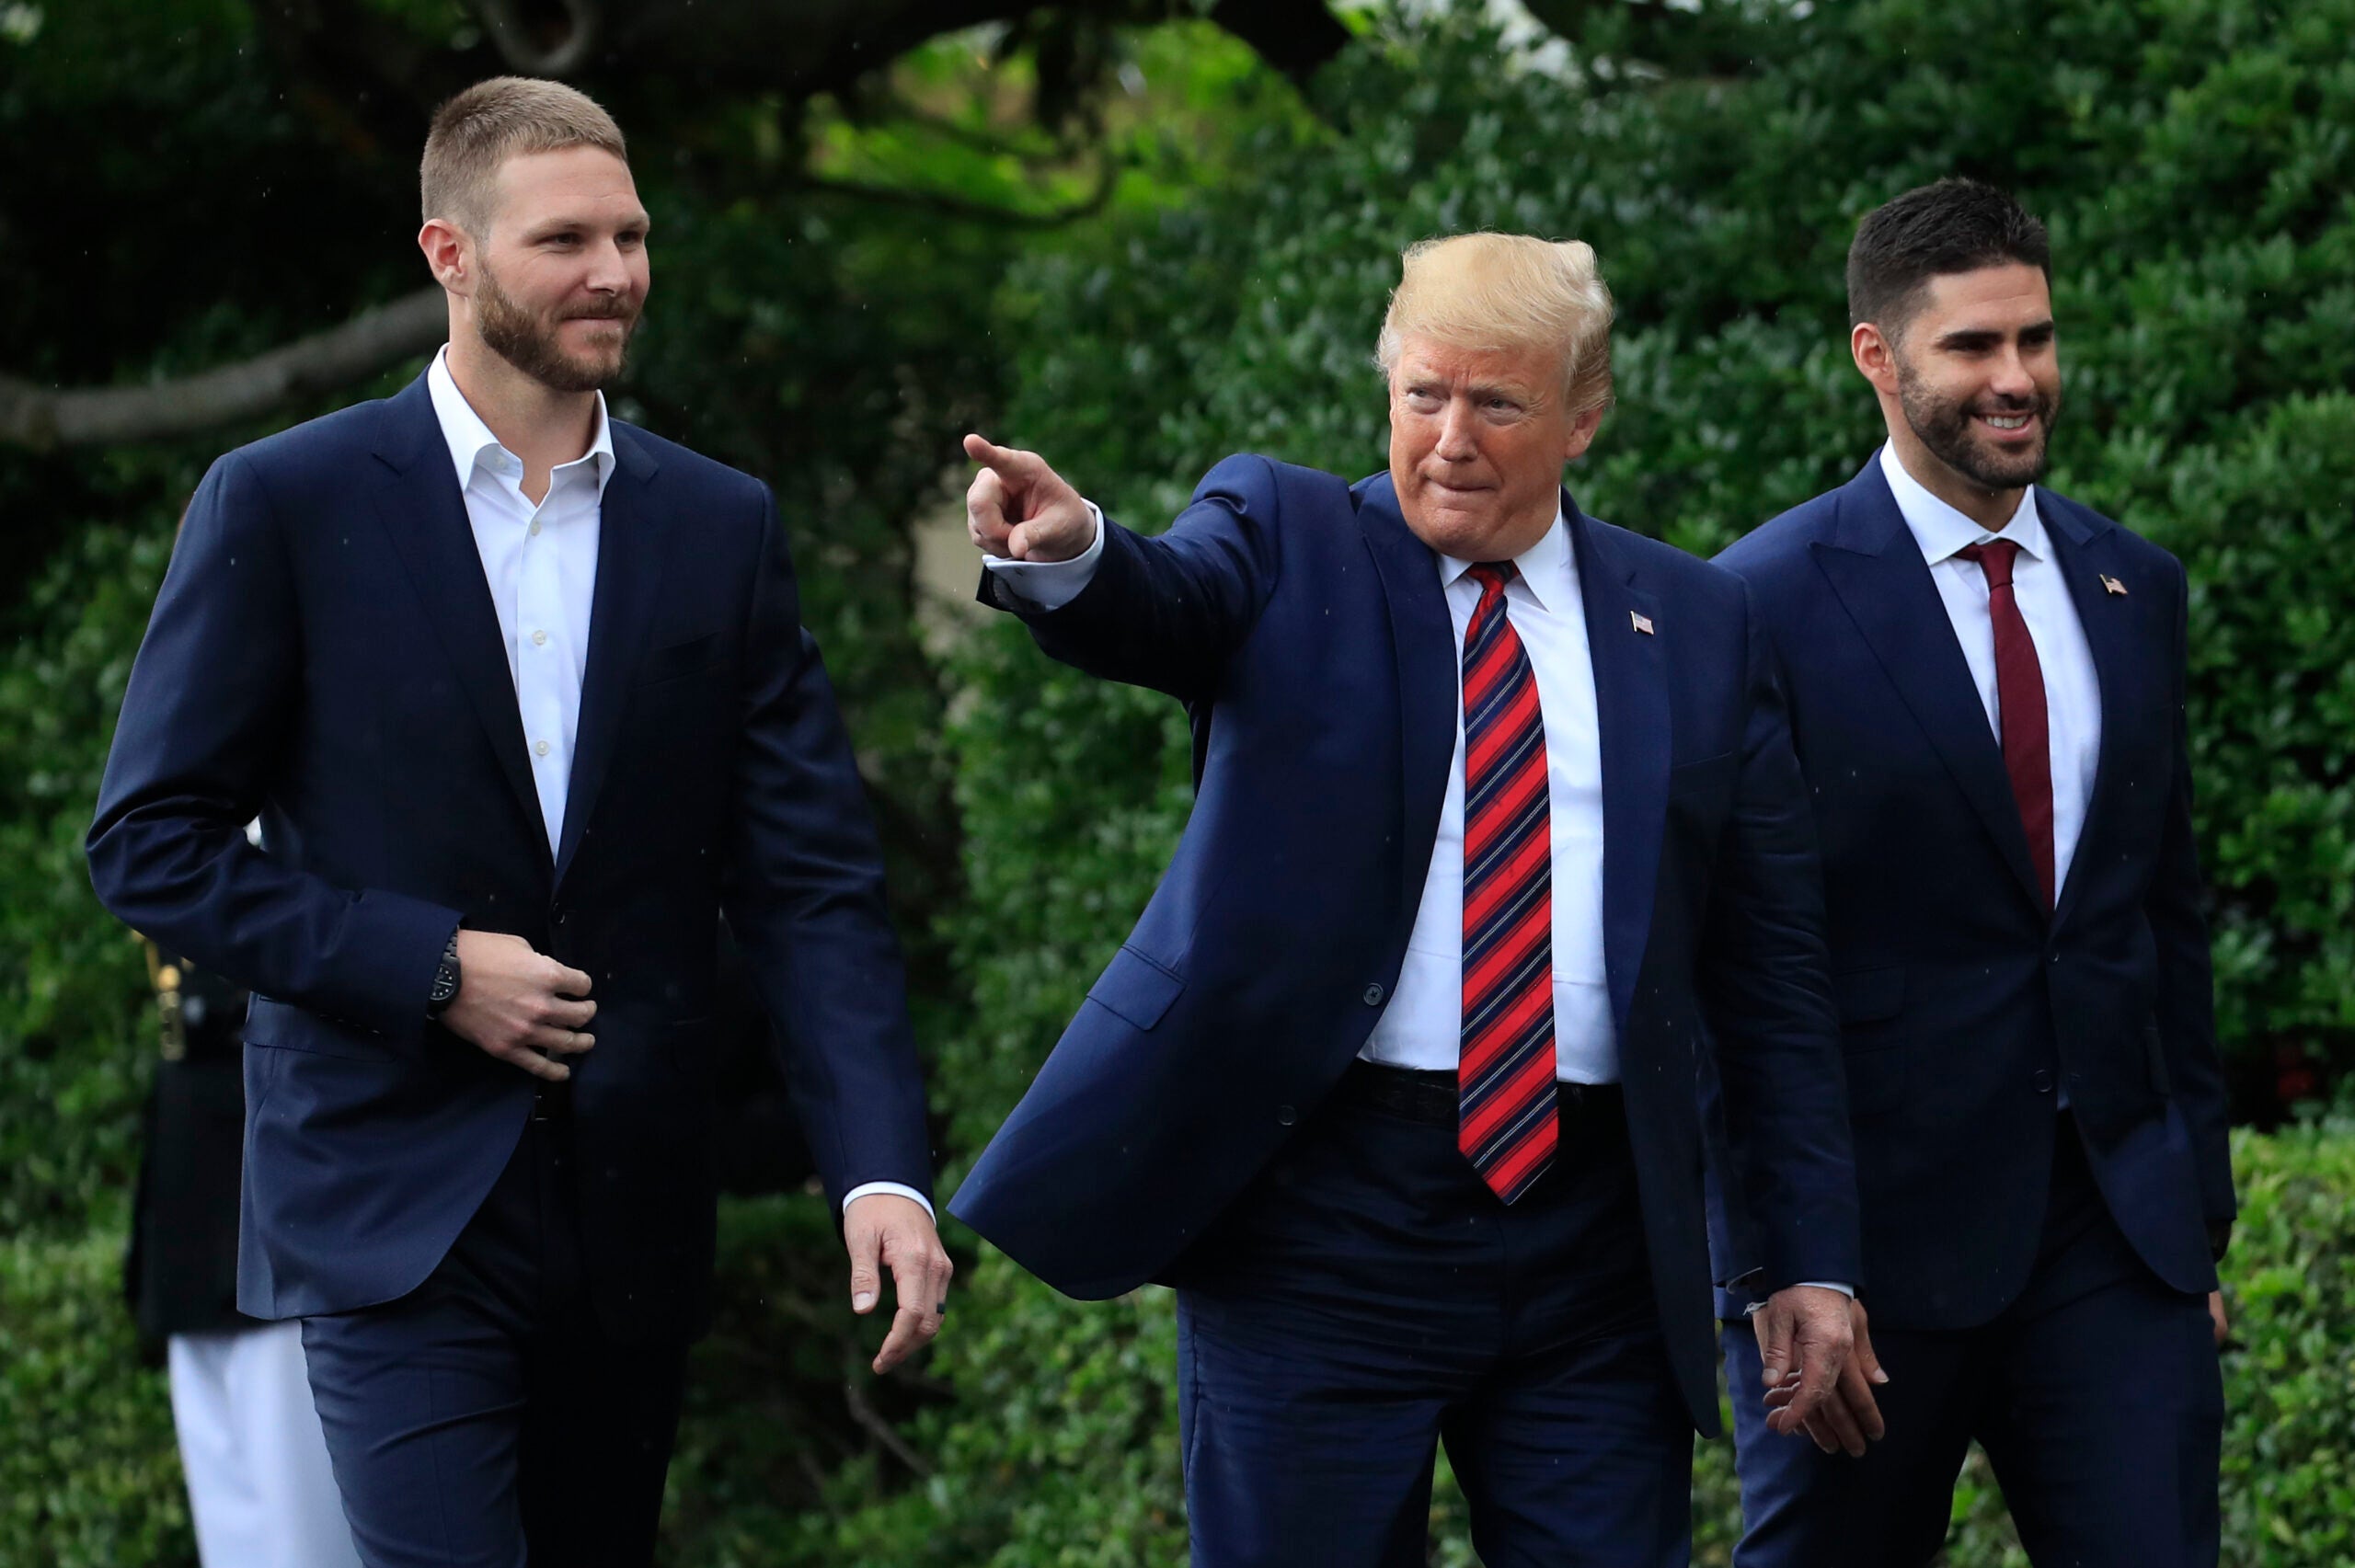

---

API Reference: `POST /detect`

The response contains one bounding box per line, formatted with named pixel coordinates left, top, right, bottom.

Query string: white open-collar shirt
left=425, top=345, right=613, bottom=855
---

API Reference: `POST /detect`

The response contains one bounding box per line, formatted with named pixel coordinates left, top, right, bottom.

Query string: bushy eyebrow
left=1934, top=317, right=2055, bottom=350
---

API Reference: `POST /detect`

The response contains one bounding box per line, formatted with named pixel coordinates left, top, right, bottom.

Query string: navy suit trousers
left=1175, top=1071, right=1693, bottom=1568
left=300, top=1090, right=689, bottom=1568
left=1724, top=1117, right=2222, bottom=1568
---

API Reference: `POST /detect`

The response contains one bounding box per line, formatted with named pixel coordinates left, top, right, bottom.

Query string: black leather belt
left=1336, top=1059, right=1622, bottom=1128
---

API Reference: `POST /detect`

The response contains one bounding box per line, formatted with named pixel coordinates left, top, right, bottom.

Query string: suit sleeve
left=86, top=452, right=459, bottom=1047
left=2151, top=556, right=2236, bottom=1232
left=973, top=453, right=1285, bottom=704
left=1697, top=586, right=1863, bottom=1293
left=721, top=482, right=933, bottom=1212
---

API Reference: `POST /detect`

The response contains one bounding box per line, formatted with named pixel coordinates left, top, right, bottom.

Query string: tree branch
left=0, top=289, right=446, bottom=451
left=476, top=0, right=603, bottom=75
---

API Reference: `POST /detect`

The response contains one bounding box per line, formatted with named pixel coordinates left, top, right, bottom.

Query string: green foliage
left=0, top=1228, right=190, bottom=1568
left=0, top=521, right=172, bottom=1244
left=2218, top=1120, right=2355, bottom=1564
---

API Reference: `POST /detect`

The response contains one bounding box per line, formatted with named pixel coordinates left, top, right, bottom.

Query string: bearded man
left=950, top=233, right=1866, bottom=1567
left=1713, top=178, right=2234, bottom=1567
left=88, top=77, right=948, bottom=1568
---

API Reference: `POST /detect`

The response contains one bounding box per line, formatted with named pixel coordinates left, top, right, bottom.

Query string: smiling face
left=1386, top=335, right=1603, bottom=562
left=461, top=145, right=649, bottom=394
left=1860, top=262, right=2062, bottom=511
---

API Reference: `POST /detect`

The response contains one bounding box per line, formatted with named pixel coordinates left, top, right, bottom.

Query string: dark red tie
left=1958, top=540, right=2055, bottom=913
left=1459, top=562, right=1557, bottom=1203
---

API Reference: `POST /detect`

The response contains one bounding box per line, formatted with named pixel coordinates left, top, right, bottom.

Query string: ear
left=1851, top=322, right=1901, bottom=397
left=418, top=218, right=474, bottom=295
left=1560, top=405, right=1607, bottom=464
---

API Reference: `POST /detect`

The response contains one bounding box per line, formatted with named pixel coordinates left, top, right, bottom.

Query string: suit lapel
left=554, top=426, right=664, bottom=887
left=1810, top=460, right=2044, bottom=915
left=1573, top=504, right=1670, bottom=1034
left=1354, top=475, right=1458, bottom=921
left=2042, top=498, right=2128, bottom=930
left=368, top=375, right=549, bottom=870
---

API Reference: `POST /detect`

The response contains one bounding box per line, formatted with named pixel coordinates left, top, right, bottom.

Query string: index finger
left=961, top=432, right=1040, bottom=485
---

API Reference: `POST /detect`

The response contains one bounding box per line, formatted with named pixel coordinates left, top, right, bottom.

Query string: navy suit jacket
left=1713, top=458, right=2234, bottom=1330
left=88, top=372, right=932, bottom=1343
left=949, top=456, right=1860, bottom=1432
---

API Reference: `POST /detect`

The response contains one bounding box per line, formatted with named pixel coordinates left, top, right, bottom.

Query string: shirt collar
left=1439, top=500, right=1572, bottom=612
left=1878, top=441, right=2046, bottom=567
left=426, top=344, right=616, bottom=498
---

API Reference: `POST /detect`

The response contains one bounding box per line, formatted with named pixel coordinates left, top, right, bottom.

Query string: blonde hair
left=420, top=76, right=626, bottom=236
left=1374, top=233, right=1615, bottom=418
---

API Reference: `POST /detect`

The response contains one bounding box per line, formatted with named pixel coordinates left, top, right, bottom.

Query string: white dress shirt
left=989, top=504, right=1620, bottom=1082
left=426, top=347, right=610, bottom=855
left=429, top=349, right=925, bottom=1219
left=1361, top=509, right=1618, bottom=1082
left=1880, top=443, right=2102, bottom=895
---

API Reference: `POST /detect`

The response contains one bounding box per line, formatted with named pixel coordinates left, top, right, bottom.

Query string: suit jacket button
left=2032, top=1069, right=2054, bottom=1093
left=1276, top=1104, right=1297, bottom=1126
left=1362, top=983, right=1385, bottom=1006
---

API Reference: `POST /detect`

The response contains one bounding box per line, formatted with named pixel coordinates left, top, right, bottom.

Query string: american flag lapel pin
left=1631, top=610, right=1655, bottom=635
left=2101, top=575, right=2129, bottom=597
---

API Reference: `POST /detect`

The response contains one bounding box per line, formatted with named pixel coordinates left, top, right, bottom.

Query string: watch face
left=430, top=965, right=460, bottom=1005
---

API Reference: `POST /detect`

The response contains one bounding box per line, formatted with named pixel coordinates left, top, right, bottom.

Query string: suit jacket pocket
left=1832, top=967, right=1905, bottom=1025
left=242, top=995, right=396, bottom=1062
left=1668, top=750, right=1739, bottom=797
left=636, top=631, right=724, bottom=687
left=1086, top=945, right=1184, bottom=1032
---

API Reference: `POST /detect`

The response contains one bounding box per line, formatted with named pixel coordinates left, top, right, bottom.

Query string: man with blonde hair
left=90, top=76, right=948, bottom=1566
left=949, top=233, right=1868, bottom=1565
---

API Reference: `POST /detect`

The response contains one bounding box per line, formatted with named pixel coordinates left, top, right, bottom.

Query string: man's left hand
left=1753, top=1285, right=1882, bottom=1456
left=844, top=1194, right=953, bottom=1374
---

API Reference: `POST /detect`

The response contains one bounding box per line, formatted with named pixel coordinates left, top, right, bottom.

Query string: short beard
left=475, top=261, right=636, bottom=395
left=1895, top=348, right=2059, bottom=492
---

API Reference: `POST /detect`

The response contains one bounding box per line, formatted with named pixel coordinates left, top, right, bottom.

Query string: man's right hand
left=439, top=930, right=595, bottom=1083
left=963, top=434, right=1095, bottom=562
left=1761, top=1293, right=1889, bottom=1457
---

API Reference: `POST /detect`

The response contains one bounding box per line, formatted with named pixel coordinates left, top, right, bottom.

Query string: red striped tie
left=1459, top=562, right=1557, bottom=1203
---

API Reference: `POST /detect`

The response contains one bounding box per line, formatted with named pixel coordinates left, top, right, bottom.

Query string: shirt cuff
left=980, top=501, right=1105, bottom=612
left=841, top=1181, right=935, bottom=1221
left=1741, top=1281, right=1855, bottom=1316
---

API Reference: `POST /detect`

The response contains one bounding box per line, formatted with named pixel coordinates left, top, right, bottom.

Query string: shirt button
left=534, top=740, right=550, bottom=758
left=1362, top=983, right=1385, bottom=1006
left=529, top=521, right=542, bottom=537
left=532, top=629, right=548, bottom=647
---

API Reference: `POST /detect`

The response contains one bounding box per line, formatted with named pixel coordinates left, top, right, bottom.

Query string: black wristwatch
left=426, top=932, right=463, bottom=1018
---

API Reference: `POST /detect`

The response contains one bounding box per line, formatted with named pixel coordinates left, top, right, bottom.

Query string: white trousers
left=167, top=1320, right=362, bottom=1568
